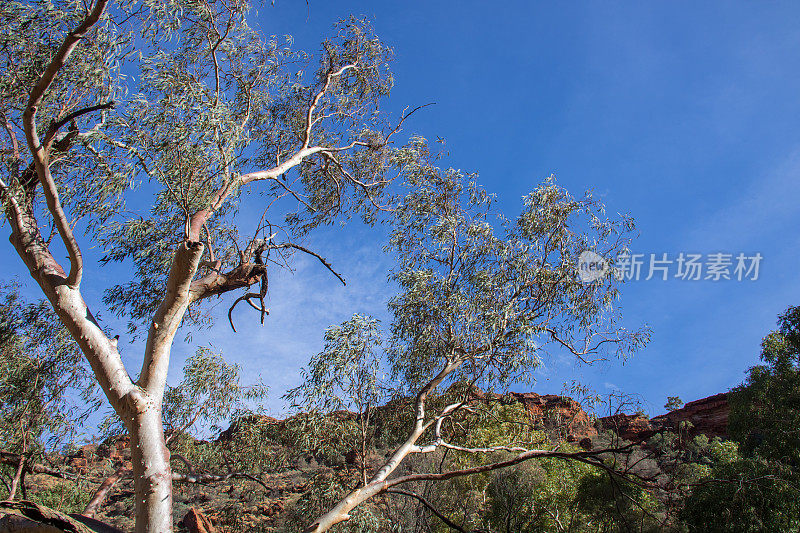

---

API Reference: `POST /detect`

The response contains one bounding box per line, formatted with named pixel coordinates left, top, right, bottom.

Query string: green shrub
left=30, top=481, right=92, bottom=514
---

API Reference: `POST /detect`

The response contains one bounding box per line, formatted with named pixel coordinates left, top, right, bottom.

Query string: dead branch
left=171, top=471, right=270, bottom=493
left=227, top=270, right=268, bottom=333
left=386, top=489, right=471, bottom=533
left=42, top=101, right=115, bottom=150
left=0, top=452, right=106, bottom=483
left=267, top=242, right=345, bottom=285
left=82, top=465, right=128, bottom=518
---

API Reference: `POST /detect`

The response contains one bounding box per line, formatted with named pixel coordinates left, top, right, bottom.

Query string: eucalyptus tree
left=286, top=313, right=384, bottom=485
left=0, top=0, right=408, bottom=530
left=162, top=346, right=268, bottom=444
left=0, top=283, right=97, bottom=500
left=303, top=140, right=649, bottom=532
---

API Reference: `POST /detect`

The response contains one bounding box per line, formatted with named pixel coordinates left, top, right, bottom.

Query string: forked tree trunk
left=129, top=403, right=173, bottom=533
left=8, top=456, right=25, bottom=500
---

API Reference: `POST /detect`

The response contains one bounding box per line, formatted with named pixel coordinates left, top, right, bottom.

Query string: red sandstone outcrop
left=214, top=390, right=728, bottom=447
left=599, top=393, right=730, bottom=442
left=599, top=413, right=656, bottom=441
left=651, top=392, right=729, bottom=438
left=507, top=392, right=598, bottom=441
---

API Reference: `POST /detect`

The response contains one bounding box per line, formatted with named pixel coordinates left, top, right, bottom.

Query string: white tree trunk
left=8, top=456, right=24, bottom=500
left=129, top=404, right=173, bottom=533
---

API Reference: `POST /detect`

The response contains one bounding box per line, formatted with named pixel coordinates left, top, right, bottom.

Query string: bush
left=30, top=481, right=92, bottom=514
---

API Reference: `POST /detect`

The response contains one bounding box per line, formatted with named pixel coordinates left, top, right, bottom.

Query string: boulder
left=180, top=508, right=216, bottom=533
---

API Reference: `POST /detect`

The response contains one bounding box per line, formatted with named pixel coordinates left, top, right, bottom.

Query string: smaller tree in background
left=728, top=305, right=800, bottom=461
left=664, top=396, right=683, bottom=412
left=298, top=141, right=649, bottom=532
left=0, top=283, right=98, bottom=500
left=163, top=346, right=269, bottom=445
left=484, top=455, right=663, bottom=533
left=286, top=314, right=384, bottom=485
left=100, top=345, right=269, bottom=445
left=681, top=451, right=799, bottom=533
left=681, top=306, right=800, bottom=532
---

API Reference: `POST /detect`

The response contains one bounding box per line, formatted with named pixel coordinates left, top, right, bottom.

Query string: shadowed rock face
left=652, top=393, right=729, bottom=438
left=510, top=392, right=731, bottom=443
left=598, top=393, right=730, bottom=442
left=599, top=413, right=657, bottom=441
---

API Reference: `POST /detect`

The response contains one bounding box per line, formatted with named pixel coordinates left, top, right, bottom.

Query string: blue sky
left=7, top=1, right=800, bottom=420
left=261, top=0, right=799, bottom=416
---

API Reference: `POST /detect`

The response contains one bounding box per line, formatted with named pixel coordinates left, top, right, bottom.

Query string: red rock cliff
left=598, top=393, right=730, bottom=442
left=652, top=392, right=729, bottom=438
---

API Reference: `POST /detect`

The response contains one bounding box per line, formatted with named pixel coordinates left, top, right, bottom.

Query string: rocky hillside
left=475, top=390, right=730, bottom=445
left=0, top=391, right=732, bottom=532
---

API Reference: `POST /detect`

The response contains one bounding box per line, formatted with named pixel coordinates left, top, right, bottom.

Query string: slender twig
left=386, top=489, right=469, bottom=533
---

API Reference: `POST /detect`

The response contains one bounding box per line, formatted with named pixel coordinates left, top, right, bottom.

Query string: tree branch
left=268, top=243, right=345, bottom=285
left=139, top=242, right=205, bottom=398
left=0, top=452, right=105, bottom=483
left=385, top=445, right=648, bottom=488
left=21, top=0, right=110, bottom=288
left=171, top=470, right=270, bottom=492
left=82, top=465, right=128, bottom=518
left=386, top=489, right=469, bottom=533
left=303, top=64, right=357, bottom=149
left=42, top=101, right=115, bottom=151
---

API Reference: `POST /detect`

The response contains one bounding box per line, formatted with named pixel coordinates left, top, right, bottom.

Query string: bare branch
left=544, top=328, right=612, bottom=365
left=83, top=465, right=128, bottom=518
left=227, top=286, right=268, bottom=333
left=268, top=243, right=345, bottom=285
left=42, top=101, right=115, bottom=151
left=171, top=470, right=270, bottom=492
left=0, top=452, right=103, bottom=483
left=386, top=489, right=469, bottom=533
left=383, top=103, right=436, bottom=145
